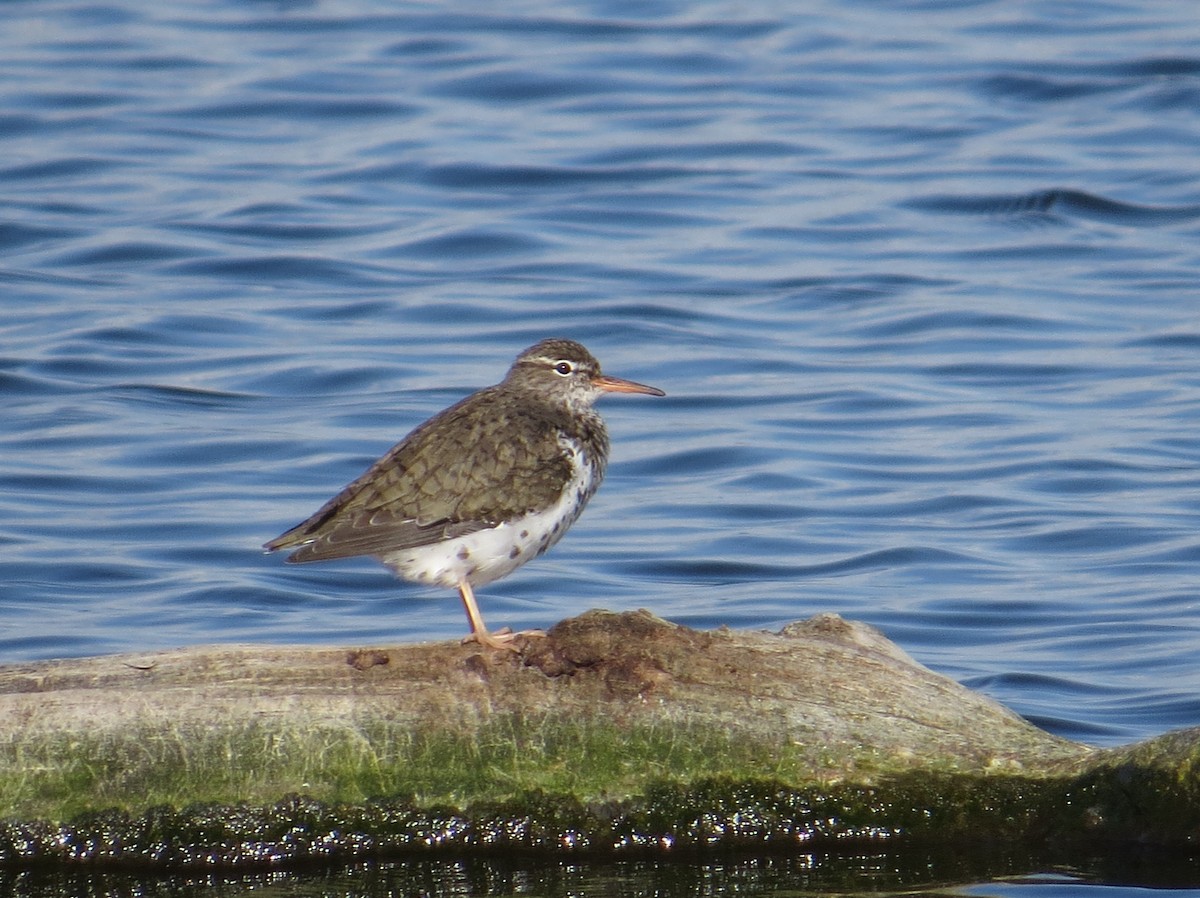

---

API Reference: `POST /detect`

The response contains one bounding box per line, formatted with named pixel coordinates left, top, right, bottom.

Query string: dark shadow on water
left=5, top=843, right=1200, bottom=897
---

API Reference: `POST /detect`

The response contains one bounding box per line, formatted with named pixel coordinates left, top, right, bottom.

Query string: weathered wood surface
left=1, top=609, right=1084, bottom=772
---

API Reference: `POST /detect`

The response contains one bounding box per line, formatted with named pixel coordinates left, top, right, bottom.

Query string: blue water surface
left=4, top=1, right=1200, bottom=889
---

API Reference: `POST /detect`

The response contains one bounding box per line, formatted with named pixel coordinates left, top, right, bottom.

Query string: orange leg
left=457, top=581, right=545, bottom=651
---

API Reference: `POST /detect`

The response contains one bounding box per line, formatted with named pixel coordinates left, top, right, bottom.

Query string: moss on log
left=0, top=609, right=1196, bottom=869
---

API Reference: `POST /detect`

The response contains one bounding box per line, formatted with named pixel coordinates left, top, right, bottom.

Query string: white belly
left=380, top=441, right=599, bottom=589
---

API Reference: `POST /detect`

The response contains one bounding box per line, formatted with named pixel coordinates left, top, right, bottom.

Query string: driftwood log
left=1, top=609, right=1197, bottom=871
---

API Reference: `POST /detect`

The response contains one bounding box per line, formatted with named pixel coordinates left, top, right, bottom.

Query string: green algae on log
left=0, top=609, right=1197, bottom=868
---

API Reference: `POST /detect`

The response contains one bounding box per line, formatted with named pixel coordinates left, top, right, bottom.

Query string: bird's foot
left=462, top=627, right=547, bottom=652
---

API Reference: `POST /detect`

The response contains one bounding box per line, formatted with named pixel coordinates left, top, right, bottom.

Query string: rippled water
left=4, top=0, right=1200, bottom=893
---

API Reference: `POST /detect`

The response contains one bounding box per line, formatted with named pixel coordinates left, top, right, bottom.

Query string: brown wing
left=264, top=388, right=574, bottom=563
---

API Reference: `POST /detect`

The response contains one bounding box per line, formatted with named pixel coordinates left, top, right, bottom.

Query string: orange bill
left=592, top=374, right=665, bottom=397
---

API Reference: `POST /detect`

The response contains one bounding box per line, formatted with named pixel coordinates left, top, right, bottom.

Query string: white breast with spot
left=380, top=437, right=600, bottom=590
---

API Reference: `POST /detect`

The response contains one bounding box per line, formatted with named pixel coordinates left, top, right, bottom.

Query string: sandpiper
left=264, top=338, right=665, bottom=650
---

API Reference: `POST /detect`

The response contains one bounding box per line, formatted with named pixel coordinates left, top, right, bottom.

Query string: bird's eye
left=554, top=361, right=573, bottom=376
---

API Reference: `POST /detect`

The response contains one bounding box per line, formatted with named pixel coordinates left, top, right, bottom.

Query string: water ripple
left=2, top=1, right=1200, bottom=774
left=906, top=188, right=1200, bottom=225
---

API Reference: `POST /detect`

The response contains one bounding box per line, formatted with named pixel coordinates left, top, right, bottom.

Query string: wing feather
left=264, top=387, right=576, bottom=563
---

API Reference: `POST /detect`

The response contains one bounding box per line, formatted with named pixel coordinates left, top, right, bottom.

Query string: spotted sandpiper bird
left=264, top=338, right=665, bottom=650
